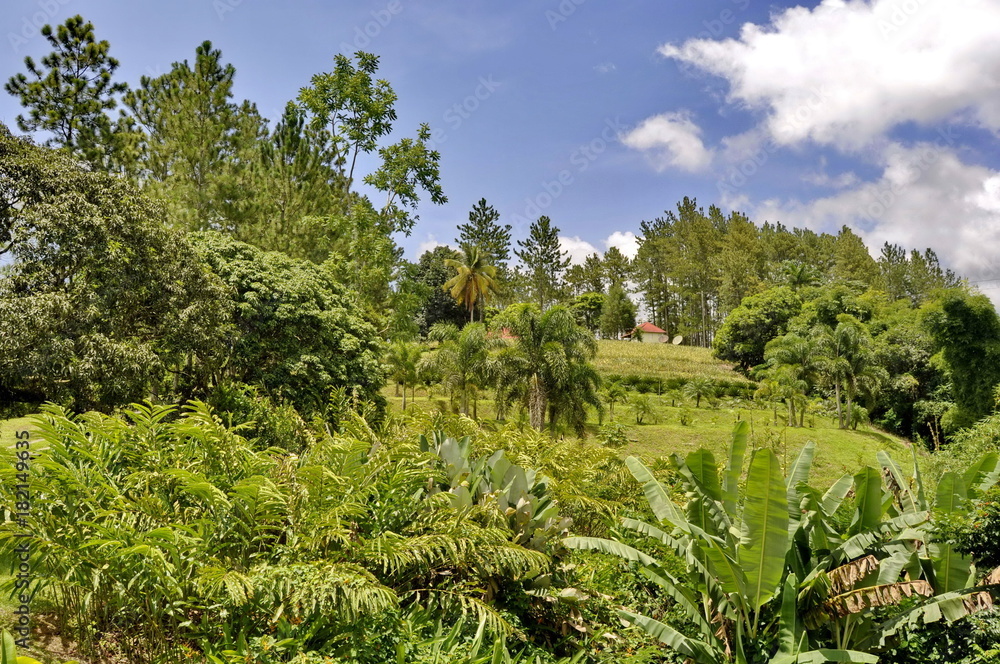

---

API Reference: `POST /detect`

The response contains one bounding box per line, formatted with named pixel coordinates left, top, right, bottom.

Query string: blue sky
left=4, top=0, right=1000, bottom=292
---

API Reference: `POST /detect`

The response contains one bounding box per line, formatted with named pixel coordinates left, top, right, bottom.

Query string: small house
left=631, top=322, right=669, bottom=344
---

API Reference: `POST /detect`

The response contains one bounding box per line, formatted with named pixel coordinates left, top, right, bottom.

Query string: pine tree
left=582, top=253, right=606, bottom=293
left=4, top=15, right=127, bottom=164
left=602, top=246, right=632, bottom=290
left=455, top=198, right=512, bottom=268
left=239, top=102, right=343, bottom=262
left=124, top=41, right=262, bottom=231
left=514, top=216, right=570, bottom=310
left=600, top=284, right=637, bottom=339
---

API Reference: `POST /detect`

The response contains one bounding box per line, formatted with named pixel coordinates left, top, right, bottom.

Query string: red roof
left=636, top=322, right=667, bottom=334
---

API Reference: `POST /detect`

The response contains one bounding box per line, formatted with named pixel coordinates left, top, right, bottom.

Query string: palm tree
left=781, top=259, right=822, bottom=291
left=763, top=332, right=822, bottom=427
left=488, top=304, right=602, bottom=434
left=630, top=393, right=656, bottom=424
left=682, top=377, right=716, bottom=408
left=814, top=316, right=883, bottom=429
left=420, top=322, right=492, bottom=416
left=603, top=380, right=628, bottom=421
left=385, top=341, right=423, bottom=409
left=443, top=246, right=500, bottom=323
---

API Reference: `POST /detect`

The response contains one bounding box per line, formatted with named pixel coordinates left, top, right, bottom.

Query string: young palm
left=489, top=303, right=602, bottom=433
left=443, top=246, right=500, bottom=323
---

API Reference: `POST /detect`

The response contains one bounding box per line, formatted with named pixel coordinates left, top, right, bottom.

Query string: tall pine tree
left=455, top=198, right=512, bottom=267
left=5, top=15, right=127, bottom=165
left=514, top=216, right=570, bottom=310
left=124, top=41, right=264, bottom=231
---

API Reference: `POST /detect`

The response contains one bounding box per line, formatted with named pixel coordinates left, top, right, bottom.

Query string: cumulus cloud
left=622, top=111, right=714, bottom=172
left=661, top=0, right=1000, bottom=149
left=752, top=142, right=1000, bottom=282
left=417, top=235, right=451, bottom=256
left=605, top=231, right=639, bottom=258
left=559, top=236, right=600, bottom=264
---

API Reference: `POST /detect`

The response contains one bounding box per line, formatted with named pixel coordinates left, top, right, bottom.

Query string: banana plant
left=567, top=420, right=1000, bottom=661
left=565, top=422, right=877, bottom=664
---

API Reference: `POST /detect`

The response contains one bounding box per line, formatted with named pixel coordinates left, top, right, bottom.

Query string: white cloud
left=661, top=0, right=1000, bottom=149
left=559, top=236, right=599, bottom=265
left=751, top=142, right=1000, bottom=282
left=605, top=231, right=639, bottom=258
left=802, top=157, right=861, bottom=189
left=622, top=111, right=714, bottom=172
left=417, top=235, right=450, bottom=256
left=594, top=62, right=617, bottom=74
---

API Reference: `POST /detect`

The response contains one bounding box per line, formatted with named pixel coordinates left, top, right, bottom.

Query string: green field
left=388, top=340, right=918, bottom=489
left=0, top=416, right=36, bottom=447
left=593, top=339, right=740, bottom=381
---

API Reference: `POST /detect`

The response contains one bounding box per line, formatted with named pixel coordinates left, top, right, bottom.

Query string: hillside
left=593, top=339, right=741, bottom=382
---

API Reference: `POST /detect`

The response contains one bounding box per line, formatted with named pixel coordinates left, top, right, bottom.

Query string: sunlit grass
left=0, top=416, right=36, bottom=448
left=593, top=340, right=739, bottom=381
left=383, top=389, right=919, bottom=489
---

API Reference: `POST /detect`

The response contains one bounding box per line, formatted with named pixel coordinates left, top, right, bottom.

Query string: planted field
left=593, top=339, right=740, bottom=382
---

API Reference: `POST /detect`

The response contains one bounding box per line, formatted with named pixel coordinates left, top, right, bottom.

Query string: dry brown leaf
left=828, top=555, right=879, bottom=595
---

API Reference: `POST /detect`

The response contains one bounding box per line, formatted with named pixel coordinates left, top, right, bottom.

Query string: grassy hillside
left=619, top=404, right=916, bottom=488
left=387, top=339, right=920, bottom=488
left=594, top=339, right=742, bottom=382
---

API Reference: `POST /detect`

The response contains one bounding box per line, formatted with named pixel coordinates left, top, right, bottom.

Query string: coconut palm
left=443, top=246, right=500, bottom=323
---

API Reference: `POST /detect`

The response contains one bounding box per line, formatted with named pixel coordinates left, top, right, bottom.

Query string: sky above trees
left=3, top=0, right=1000, bottom=297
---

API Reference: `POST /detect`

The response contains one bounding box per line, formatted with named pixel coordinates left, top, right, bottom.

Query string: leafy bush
left=598, top=422, right=629, bottom=449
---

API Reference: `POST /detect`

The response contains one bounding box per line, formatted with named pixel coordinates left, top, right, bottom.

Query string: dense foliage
left=6, top=13, right=1000, bottom=664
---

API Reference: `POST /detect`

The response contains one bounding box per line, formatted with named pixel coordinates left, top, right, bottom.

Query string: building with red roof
left=630, top=322, right=670, bottom=343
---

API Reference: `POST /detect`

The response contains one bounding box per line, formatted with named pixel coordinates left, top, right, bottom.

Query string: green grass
left=0, top=416, right=36, bottom=447
left=593, top=339, right=738, bottom=382
left=619, top=403, right=917, bottom=488
left=385, top=340, right=925, bottom=489
left=383, top=389, right=918, bottom=489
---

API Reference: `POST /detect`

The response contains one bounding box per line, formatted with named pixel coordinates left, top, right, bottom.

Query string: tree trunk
left=529, top=374, right=546, bottom=431
left=787, top=398, right=795, bottom=427
left=402, top=384, right=407, bottom=411
left=846, top=388, right=853, bottom=431
left=835, top=381, right=844, bottom=429
left=799, top=400, right=805, bottom=427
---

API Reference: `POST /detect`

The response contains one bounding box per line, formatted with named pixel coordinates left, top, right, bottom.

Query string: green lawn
left=384, top=390, right=918, bottom=489
left=0, top=416, right=36, bottom=447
